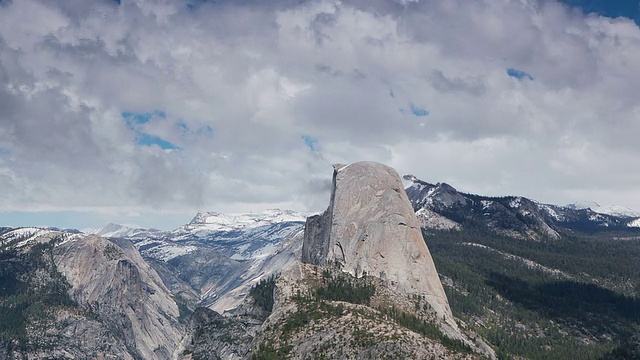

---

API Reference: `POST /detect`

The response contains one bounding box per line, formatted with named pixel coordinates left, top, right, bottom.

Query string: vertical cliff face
left=302, top=161, right=454, bottom=322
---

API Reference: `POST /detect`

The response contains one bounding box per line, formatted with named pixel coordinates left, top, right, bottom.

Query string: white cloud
left=1, top=0, right=640, bottom=228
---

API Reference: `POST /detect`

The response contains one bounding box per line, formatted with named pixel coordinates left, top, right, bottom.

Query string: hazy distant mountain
left=565, top=201, right=640, bottom=218
left=87, top=222, right=164, bottom=239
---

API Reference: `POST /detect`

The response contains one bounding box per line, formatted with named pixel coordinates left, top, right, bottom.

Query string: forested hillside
left=424, top=227, right=640, bottom=359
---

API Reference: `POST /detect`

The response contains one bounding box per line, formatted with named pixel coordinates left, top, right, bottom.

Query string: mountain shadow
left=486, top=273, right=640, bottom=338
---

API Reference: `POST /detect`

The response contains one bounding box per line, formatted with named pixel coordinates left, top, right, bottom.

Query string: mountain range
left=403, top=175, right=640, bottom=239
left=1, top=165, right=639, bottom=359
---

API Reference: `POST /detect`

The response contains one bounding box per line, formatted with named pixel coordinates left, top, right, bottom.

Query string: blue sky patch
left=507, top=68, right=533, bottom=80
left=122, top=110, right=166, bottom=126
left=175, top=120, right=214, bottom=138
left=301, top=135, right=319, bottom=151
left=559, top=0, right=640, bottom=26
left=122, top=110, right=180, bottom=150
left=136, top=133, right=181, bottom=150
left=410, top=104, right=430, bottom=117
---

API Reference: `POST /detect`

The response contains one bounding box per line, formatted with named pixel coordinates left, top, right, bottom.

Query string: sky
left=1, top=0, right=640, bottom=230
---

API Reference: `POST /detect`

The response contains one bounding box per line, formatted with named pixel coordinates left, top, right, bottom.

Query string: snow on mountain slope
left=91, top=210, right=306, bottom=264
left=565, top=202, right=640, bottom=218
left=596, top=205, right=640, bottom=218
left=88, top=223, right=163, bottom=239
left=134, top=239, right=200, bottom=262
left=187, top=209, right=306, bottom=231
left=40, top=208, right=307, bottom=313
left=403, top=175, right=632, bottom=238
left=0, top=227, right=59, bottom=248
left=628, top=218, right=640, bottom=228
left=165, top=209, right=306, bottom=260
left=90, top=209, right=307, bottom=313
left=207, top=227, right=304, bottom=313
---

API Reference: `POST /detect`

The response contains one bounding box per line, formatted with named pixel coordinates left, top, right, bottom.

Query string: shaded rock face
left=302, top=161, right=454, bottom=322
left=180, top=307, right=253, bottom=360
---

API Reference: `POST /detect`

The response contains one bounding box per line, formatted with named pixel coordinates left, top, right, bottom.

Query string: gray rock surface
left=0, top=231, right=134, bottom=359
left=179, top=307, right=253, bottom=360
left=416, top=208, right=462, bottom=231
left=302, top=161, right=455, bottom=325
left=54, top=235, right=184, bottom=360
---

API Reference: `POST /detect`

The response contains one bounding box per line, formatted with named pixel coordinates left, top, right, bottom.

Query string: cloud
left=429, top=70, right=486, bottom=96
left=1, top=0, right=640, bottom=228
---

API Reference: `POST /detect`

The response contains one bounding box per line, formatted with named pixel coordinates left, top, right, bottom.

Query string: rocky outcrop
left=54, top=235, right=184, bottom=360
left=416, top=208, right=462, bottom=231
left=0, top=230, right=142, bottom=359
left=302, top=162, right=455, bottom=326
left=251, top=262, right=492, bottom=359
left=179, top=307, right=253, bottom=360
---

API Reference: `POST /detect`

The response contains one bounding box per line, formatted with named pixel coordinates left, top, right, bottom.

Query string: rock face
left=0, top=231, right=135, bottom=359
left=54, top=235, right=183, bottom=359
left=302, top=161, right=454, bottom=323
left=180, top=307, right=253, bottom=360
left=0, top=229, right=185, bottom=359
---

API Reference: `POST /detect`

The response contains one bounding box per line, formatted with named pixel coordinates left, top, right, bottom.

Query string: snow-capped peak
left=88, top=223, right=161, bottom=239
left=565, top=202, right=640, bottom=218
left=187, top=209, right=307, bottom=231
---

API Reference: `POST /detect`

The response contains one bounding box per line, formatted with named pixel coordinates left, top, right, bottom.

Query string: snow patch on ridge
left=566, top=202, right=640, bottom=218
left=415, top=208, right=461, bottom=231
left=0, top=227, right=56, bottom=248
left=538, top=204, right=564, bottom=221
left=143, top=243, right=199, bottom=262
left=481, top=200, right=493, bottom=210
left=509, top=197, right=523, bottom=209
left=188, top=209, right=306, bottom=232
left=88, top=223, right=162, bottom=239
left=628, top=218, right=640, bottom=228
